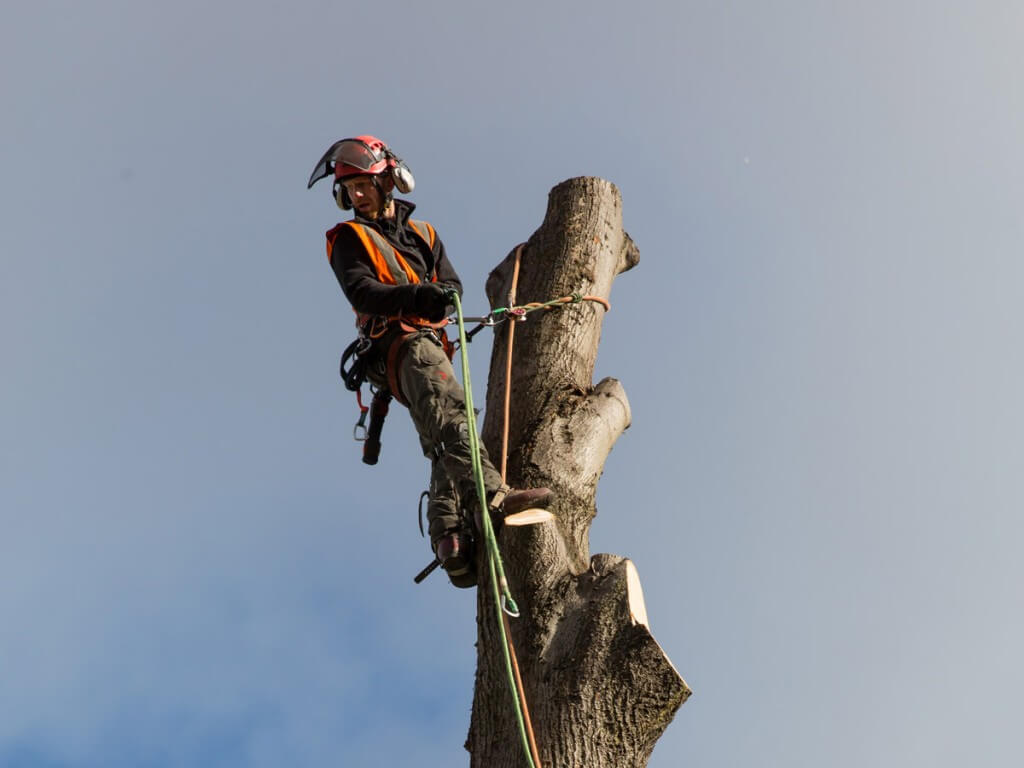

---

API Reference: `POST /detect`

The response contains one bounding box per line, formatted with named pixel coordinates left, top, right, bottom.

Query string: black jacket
left=326, top=199, right=463, bottom=319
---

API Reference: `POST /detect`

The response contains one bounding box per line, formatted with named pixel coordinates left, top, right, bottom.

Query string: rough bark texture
left=465, top=177, right=690, bottom=767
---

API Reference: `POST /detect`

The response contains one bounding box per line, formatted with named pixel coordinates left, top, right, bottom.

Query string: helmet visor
left=307, top=138, right=385, bottom=189
left=332, top=139, right=384, bottom=173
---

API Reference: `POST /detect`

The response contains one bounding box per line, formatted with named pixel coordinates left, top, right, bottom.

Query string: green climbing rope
left=450, top=291, right=536, bottom=768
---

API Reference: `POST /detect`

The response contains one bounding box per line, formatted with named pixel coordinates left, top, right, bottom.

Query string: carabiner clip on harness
left=340, top=334, right=391, bottom=464
left=353, top=389, right=369, bottom=441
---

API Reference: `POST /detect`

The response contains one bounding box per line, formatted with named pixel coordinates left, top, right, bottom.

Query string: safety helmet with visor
left=307, top=135, right=415, bottom=211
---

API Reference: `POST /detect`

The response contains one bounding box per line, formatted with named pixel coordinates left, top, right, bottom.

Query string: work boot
left=435, top=532, right=477, bottom=588
left=475, top=486, right=554, bottom=534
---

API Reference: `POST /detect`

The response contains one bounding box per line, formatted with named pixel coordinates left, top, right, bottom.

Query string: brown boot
left=435, top=533, right=477, bottom=588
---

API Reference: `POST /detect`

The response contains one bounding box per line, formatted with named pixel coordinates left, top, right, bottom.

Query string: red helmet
left=307, top=135, right=415, bottom=211
left=308, top=135, right=399, bottom=187
left=333, top=135, right=392, bottom=179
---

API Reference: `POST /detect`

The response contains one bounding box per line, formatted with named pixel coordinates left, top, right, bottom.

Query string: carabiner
left=501, top=594, right=521, bottom=618
left=456, top=312, right=500, bottom=326
left=353, top=408, right=368, bottom=441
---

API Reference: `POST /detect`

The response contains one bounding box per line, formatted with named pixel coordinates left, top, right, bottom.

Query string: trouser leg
left=398, top=332, right=504, bottom=510
left=426, top=455, right=459, bottom=548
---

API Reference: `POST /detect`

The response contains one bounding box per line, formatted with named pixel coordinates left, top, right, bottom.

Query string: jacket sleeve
left=328, top=224, right=419, bottom=317
left=430, top=236, right=463, bottom=298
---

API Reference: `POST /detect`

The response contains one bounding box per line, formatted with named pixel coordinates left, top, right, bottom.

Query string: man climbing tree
left=312, top=142, right=687, bottom=765
left=307, top=134, right=551, bottom=587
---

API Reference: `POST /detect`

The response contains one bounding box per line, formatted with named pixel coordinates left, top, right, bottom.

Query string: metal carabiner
left=353, top=408, right=368, bottom=441
left=501, top=594, right=521, bottom=618
left=456, top=312, right=501, bottom=326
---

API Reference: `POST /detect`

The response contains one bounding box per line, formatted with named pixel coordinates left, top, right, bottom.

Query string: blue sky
left=3, top=1, right=1023, bottom=766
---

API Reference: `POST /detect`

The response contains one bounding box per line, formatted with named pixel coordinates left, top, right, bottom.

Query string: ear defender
left=392, top=162, right=415, bottom=194
left=384, top=149, right=415, bottom=194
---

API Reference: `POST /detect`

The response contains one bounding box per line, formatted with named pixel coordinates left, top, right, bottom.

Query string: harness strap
left=381, top=324, right=456, bottom=407
left=385, top=330, right=417, bottom=406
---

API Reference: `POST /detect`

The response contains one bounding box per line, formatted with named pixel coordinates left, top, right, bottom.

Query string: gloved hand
left=413, top=282, right=451, bottom=322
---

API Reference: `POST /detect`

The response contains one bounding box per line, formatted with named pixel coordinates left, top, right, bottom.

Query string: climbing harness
left=341, top=323, right=452, bottom=464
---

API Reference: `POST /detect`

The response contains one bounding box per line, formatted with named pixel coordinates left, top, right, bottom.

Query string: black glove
left=413, top=283, right=450, bottom=322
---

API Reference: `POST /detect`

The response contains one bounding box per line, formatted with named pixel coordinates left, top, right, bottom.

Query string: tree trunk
left=465, top=177, right=691, bottom=767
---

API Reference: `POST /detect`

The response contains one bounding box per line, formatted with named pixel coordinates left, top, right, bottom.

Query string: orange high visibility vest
left=326, top=219, right=437, bottom=284
left=325, top=218, right=445, bottom=335
left=326, top=218, right=450, bottom=404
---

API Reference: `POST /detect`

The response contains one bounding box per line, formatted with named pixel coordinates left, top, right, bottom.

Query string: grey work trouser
left=373, top=330, right=503, bottom=546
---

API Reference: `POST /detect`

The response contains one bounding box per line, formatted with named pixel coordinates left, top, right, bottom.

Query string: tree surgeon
left=307, top=135, right=551, bottom=587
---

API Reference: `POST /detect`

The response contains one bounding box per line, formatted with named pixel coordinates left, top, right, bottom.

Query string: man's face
left=342, top=175, right=384, bottom=218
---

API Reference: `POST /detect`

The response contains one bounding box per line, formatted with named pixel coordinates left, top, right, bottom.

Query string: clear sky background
left=3, top=1, right=1022, bottom=766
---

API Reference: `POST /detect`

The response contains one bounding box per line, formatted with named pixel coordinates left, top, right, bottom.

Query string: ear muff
left=392, top=162, right=415, bottom=194
left=383, top=149, right=415, bottom=194
left=333, top=181, right=353, bottom=210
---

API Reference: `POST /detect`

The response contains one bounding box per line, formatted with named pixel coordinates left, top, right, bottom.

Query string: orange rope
left=493, top=246, right=612, bottom=767
left=498, top=244, right=543, bottom=768
left=500, top=247, right=523, bottom=479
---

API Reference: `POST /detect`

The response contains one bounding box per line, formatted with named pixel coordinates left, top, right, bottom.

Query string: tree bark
left=465, top=177, right=690, bottom=767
